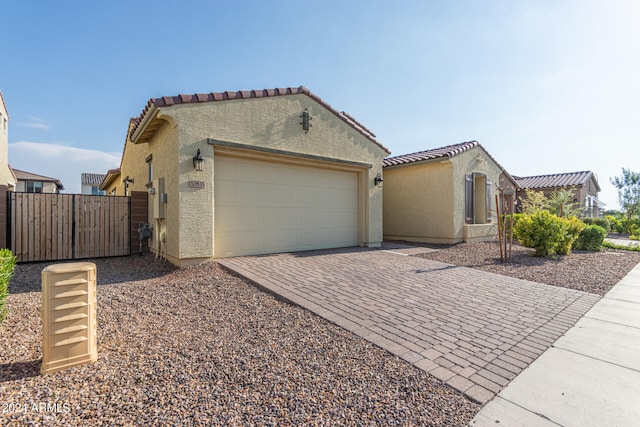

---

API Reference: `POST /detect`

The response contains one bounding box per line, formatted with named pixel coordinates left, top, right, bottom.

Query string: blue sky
left=2, top=1, right=638, bottom=209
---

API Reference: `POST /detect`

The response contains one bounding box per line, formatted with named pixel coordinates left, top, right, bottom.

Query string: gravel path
left=1, top=255, right=478, bottom=426
left=414, top=241, right=640, bottom=296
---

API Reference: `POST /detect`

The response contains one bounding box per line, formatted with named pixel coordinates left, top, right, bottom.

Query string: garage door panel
left=214, top=155, right=359, bottom=258
left=235, top=160, right=262, bottom=181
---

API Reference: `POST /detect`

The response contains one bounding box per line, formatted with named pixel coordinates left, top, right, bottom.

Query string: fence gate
left=9, top=193, right=130, bottom=262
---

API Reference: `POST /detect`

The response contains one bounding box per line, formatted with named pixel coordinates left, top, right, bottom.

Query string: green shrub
left=0, top=249, right=17, bottom=324
left=606, top=215, right=625, bottom=234
left=574, top=225, right=607, bottom=251
left=582, top=217, right=611, bottom=232
left=621, top=218, right=640, bottom=235
left=556, top=216, right=586, bottom=255
left=514, top=211, right=568, bottom=257
left=593, top=217, right=611, bottom=232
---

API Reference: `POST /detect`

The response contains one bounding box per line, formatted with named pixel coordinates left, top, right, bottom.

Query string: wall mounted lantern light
left=374, top=173, right=384, bottom=186
left=300, top=109, right=312, bottom=133
left=193, top=148, right=204, bottom=171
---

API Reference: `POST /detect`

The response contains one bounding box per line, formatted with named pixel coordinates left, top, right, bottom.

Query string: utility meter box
left=41, top=262, right=97, bottom=375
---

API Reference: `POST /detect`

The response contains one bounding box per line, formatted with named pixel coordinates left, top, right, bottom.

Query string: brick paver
left=217, top=246, right=600, bottom=404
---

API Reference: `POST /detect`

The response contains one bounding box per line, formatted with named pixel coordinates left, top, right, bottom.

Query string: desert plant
left=547, top=187, right=581, bottom=218
left=555, top=216, right=586, bottom=255
left=514, top=211, right=569, bottom=257
left=574, top=225, right=607, bottom=251
left=0, top=249, right=17, bottom=324
left=520, top=189, right=548, bottom=215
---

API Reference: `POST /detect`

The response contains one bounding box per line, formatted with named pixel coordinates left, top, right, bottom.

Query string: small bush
left=582, top=217, right=611, bottom=232
left=556, top=216, right=586, bottom=255
left=514, top=211, right=568, bottom=257
left=0, top=249, right=17, bottom=324
left=574, top=225, right=607, bottom=251
left=606, top=215, right=625, bottom=234
left=593, top=217, right=611, bottom=232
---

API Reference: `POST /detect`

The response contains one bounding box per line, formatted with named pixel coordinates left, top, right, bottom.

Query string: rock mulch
left=414, top=241, right=640, bottom=296
left=1, top=255, right=478, bottom=426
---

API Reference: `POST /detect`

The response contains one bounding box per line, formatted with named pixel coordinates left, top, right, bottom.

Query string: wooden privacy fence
left=10, top=193, right=131, bottom=262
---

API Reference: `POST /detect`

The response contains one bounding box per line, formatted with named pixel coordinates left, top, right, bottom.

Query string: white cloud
left=9, top=141, right=121, bottom=194
left=17, top=116, right=52, bottom=131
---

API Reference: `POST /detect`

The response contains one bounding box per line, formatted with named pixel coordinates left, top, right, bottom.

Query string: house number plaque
left=188, top=180, right=205, bottom=188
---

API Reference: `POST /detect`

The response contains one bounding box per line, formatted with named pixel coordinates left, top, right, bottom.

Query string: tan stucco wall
left=383, top=160, right=455, bottom=243
left=383, top=146, right=503, bottom=244
left=0, top=97, right=14, bottom=188
left=451, top=148, right=501, bottom=240
left=128, top=94, right=387, bottom=265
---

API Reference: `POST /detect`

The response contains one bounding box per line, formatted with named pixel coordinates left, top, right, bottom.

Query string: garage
left=214, top=154, right=359, bottom=258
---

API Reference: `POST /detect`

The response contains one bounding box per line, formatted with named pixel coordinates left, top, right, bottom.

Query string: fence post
left=0, top=185, right=7, bottom=249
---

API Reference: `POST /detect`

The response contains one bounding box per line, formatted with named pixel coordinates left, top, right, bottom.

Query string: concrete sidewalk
left=605, top=237, right=640, bottom=248
left=470, top=262, right=640, bottom=426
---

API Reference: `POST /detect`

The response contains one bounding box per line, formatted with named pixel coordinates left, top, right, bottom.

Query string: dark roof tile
left=81, top=173, right=106, bottom=186
left=515, top=171, right=600, bottom=191
left=383, top=141, right=479, bottom=167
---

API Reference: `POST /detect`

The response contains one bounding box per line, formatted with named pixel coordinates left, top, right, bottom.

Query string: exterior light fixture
left=193, top=148, right=204, bottom=171
left=300, top=109, right=312, bottom=133
left=374, top=173, right=383, bottom=186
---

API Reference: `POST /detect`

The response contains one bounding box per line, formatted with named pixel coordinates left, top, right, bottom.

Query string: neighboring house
left=12, top=168, right=64, bottom=193
left=81, top=172, right=106, bottom=195
left=103, top=86, right=390, bottom=266
left=100, top=168, right=121, bottom=196
left=0, top=90, right=16, bottom=189
left=514, top=171, right=602, bottom=218
left=382, top=141, right=518, bottom=244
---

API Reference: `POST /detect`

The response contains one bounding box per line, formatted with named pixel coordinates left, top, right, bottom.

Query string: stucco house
left=81, top=172, right=106, bottom=195
left=103, top=86, right=390, bottom=266
left=382, top=141, right=518, bottom=244
left=12, top=168, right=64, bottom=193
left=0, top=90, right=16, bottom=189
left=514, top=171, right=602, bottom=218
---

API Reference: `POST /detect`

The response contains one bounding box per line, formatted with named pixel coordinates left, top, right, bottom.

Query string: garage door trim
left=208, top=138, right=372, bottom=171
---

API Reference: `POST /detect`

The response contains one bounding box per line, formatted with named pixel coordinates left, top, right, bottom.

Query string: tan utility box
left=41, top=262, right=97, bottom=374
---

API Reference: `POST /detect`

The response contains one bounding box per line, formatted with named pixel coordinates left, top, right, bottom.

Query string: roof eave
left=100, top=169, right=121, bottom=191
left=130, top=104, right=159, bottom=144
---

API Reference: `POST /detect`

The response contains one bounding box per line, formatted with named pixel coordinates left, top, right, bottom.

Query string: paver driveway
left=217, top=244, right=600, bottom=404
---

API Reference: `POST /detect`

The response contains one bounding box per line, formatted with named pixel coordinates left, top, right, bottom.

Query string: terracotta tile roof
left=82, top=173, right=106, bottom=186
left=514, top=171, right=600, bottom=192
left=129, top=86, right=389, bottom=153
left=382, top=141, right=480, bottom=167
left=12, top=168, right=64, bottom=190
left=383, top=141, right=519, bottom=188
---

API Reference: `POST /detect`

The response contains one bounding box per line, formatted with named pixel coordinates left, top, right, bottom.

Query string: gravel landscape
left=2, top=254, right=477, bottom=426
left=415, top=241, right=640, bottom=296
left=2, top=242, right=639, bottom=426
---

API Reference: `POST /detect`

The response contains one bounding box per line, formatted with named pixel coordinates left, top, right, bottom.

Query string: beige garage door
left=214, top=155, right=359, bottom=258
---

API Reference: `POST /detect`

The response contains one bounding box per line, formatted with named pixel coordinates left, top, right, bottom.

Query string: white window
left=26, top=181, right=43, bottom=193
left=146, top=154, right=153, bottom=185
